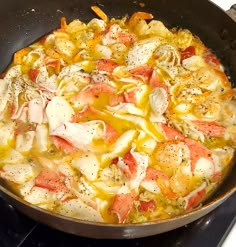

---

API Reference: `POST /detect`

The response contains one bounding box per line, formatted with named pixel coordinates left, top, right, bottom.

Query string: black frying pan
left=0, top=0, right=236, bottom=239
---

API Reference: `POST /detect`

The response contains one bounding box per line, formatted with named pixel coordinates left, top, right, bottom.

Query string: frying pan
left=0, top=0, right=236, bottom=239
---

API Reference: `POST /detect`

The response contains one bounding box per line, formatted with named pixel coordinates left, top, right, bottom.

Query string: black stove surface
left=0, top=192, right=235, bottom=247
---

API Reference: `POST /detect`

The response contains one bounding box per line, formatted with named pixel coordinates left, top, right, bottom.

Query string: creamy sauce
left=0, top=8, right=236, bottom=224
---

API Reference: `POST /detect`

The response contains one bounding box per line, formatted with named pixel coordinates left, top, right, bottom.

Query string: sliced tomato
left=149, top=70, right=169, bottom=94
left=185, top=186, right=206, bottom=211
left=28, top=68, right=40, bottom=83
left=123, top=151, right=137, bottom=178
left=0, top=72, right=6, bottom=79
left=35, top=170, right=69, bottom=193
left=87, top=82, right=116, bottom=95
left=109, top=94, right=126, bottom=106
left=40, top=35, right=49, bottom=45
left=180, top=46, right=196, bottom=62
left=51, top=136, right=77, bottom=153
left=104, top=122, right=119, bottom=143
left=129, top=64, right=153, bottom=81
left=110, top=193, right=135, bottom=223
left=113, top=151, right=137, bottom=179
left=96, top=59, right=119, bottom=73
left=192, top=120, right=226, bottom=137
left=72, top=83, right=116, bottom=105
left=124, top=90, right=136, bottom=104
left=144, top=167, right=161, bottom=181
left=111, top=157, right=119, bottom=165
left=109, top=90, right=136, bottom=106
left=139, top=200, right=156, bottom=212
left=204, top=49, right=221, bottom=67
left=161, top=123, right=185, bottom=141
left=184, top=138, right=213, bottom=172
left=117, top=32, right=135, bottom=45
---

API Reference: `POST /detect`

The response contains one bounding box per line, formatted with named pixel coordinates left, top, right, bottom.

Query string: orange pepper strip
left=13, top=47, right=31, bottom=64
left=128, top=11, right=153, bottom=27
left=220, top=89, right=234, bottom=100
left=91, top=6, right=108, bottom=22
left=60, top=17, right=67, bottom=30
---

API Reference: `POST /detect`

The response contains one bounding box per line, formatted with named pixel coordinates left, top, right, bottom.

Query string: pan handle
left=226, top=4, right=236, bottom=22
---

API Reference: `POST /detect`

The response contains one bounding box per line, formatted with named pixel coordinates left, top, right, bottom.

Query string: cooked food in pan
left=0, top=7, right=235, bottom=224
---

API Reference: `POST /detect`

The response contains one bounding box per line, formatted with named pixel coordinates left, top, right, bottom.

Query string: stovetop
left=0, top=192, right=235, bottom=247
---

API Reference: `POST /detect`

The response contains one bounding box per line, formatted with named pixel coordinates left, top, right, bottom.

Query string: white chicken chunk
left=57, top=198, right=104, bottom=222
left=87, top=18, right=106, bottom=32
left=0, top=121, right=15, bottom=146
left=51, top=120, right=108, bottom=151
left=35, top=124, right=49, bottom=152
left=141, top=180, right=161, bottom=194
left=126, top=38, right=160, bottom=68
left=193, top=158, right=214, bottom=178
left=149, top=87, right=168, bottom=120
left=107, top=103, right=144, bottom=116
left=16, top=131, right=35, bottom=152
left=24, top=187, right=55, bottom=209
left=28, top=97, right=45, bottom=124
left=54, top=37, right=76, bottom=57
left=0, top=79, right=10, bottom=113
left=0, top=149, right=24, bottom=164
left=182, top=56, right=205, bottom=71
left=0, top=163, right=37, bottom=184
left=101, top=130, right=137, bottom=161
left=46, top=96, right=74, bottom=132
left=72, top=153, right=100, bottom=181
left=154, top=44, right=180, bottom=78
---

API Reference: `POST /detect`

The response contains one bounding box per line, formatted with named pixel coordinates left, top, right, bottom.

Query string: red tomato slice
left=180, top=46, right=196, bottom=62
left=192, top=120, right=225, bottom=137
left=110, top=193, right=135, bottom=223
left=96, top=59, right=119, bottom=73
left=109, top=94, right=126, bottom=106
left=71, top=105, right=102, bottom=122
left=117, top=32, right=135, bottom=45
left=124, top=90, right=136, bottom=104
left=204, top=49, right=221, bottom=67
left=35, top=170, right=69, bottom=193
left=144, top=167, right=163, bottom=181
left=51, top=136, right=77, bottom=153
left=123, top=151, right=137, bottom=178
left=28, top=68, right=40, bottom=82
left=184, top=138, right=213, bottom=172
left=161, top=123, right=185, bottom=141
left=109, top=90, right=136, bottom=106
left=139, top=200, right=156, bottom=212
left=104, top=122, right=119, bottom=143
left=149, top=70, right=163, bottom=89
left=185, top=186, right=206, bottom=211
left=72, top=83, right=116, bottom=105
left=129, top=64, right=153, bottom=81
left=0, top=72, right=6, bottom=79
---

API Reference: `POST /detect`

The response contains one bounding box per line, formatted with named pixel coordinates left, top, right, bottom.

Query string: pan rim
left=0, top=182, right=235, bottom=227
